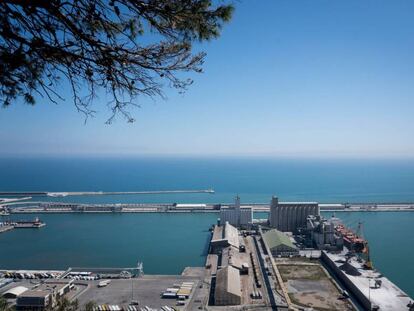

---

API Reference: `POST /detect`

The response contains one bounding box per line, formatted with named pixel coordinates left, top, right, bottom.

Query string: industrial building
left=16, top=290, right=51, bottom=310
left=210, top=221, right=240, bottom=253
left=209, top=220, right=257, bottom=307
left=13, top=280, right=73, bottom=310
left=268, top=196, right=319, bottom=232
left=214, top=266, right=242, bottom=306
left=219, top=196, right=252, bottom=227
left=306, top=215, right=343, bottom=250
left=262, top=229, right=299, bottom=257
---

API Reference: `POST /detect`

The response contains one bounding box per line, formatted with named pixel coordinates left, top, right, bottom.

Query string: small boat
left=13, top=217, right=46, bottom=228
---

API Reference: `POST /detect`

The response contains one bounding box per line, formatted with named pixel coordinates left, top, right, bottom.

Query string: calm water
left=0, top=213, right=216, bottom=275
left=1, top=157, right=414, bottom=203
left=0, top=158, right=414, bottom=297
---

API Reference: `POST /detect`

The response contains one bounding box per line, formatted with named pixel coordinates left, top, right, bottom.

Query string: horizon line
left=1, top=153, right=414, bottom=161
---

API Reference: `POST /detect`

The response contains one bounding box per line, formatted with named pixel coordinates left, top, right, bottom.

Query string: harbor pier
left=2, top=200, right=414, bottom=214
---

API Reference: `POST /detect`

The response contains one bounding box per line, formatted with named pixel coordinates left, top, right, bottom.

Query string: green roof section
left=263, top=229, right=296, bottom=250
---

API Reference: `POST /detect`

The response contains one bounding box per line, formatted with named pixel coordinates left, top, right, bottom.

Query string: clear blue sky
left=1, top=0, right=414, bottom=158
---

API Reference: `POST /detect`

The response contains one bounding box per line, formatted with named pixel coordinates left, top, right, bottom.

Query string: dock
left=0, top=217, right=46, bottom=230
left=322, top=248, right=413, bottom=310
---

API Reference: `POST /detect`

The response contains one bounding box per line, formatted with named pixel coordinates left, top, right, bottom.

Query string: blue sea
left=0, top=157, right=414, bottom=297
left=1, top=157, right=414, bottom=203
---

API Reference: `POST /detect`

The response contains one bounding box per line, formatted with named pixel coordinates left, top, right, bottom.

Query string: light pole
left=368, top=278, right=371, bottom=308
left=131, top=277, right=134, bottom=302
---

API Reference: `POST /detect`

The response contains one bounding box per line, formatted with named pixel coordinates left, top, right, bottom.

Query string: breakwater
left=0, top=189, right=215, bottom=197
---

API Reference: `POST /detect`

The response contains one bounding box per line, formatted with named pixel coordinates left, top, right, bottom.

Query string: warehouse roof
left=18, top=290, right=50, bottom=298
left=210, top=222, right=239, bottom=249
left=2, top=286, right=28, bottom=298
left=263, top=229, right=296, bottom=250
left=215, top=266, right=241, bottom=300
left=221, top=246, right=243, bottom=270
left=223, top=222, right=239, bottom=249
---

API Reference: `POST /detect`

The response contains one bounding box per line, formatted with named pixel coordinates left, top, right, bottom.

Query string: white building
left=219, top=196, right=252, bottom=227
left=269, top=196, right=319, bottom=232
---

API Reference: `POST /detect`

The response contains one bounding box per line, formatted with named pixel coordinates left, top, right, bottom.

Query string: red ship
left=335, top=223, right=367, bottom=253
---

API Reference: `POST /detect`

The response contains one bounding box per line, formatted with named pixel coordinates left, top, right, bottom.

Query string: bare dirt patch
left=278, top=263, right=354, bottom=311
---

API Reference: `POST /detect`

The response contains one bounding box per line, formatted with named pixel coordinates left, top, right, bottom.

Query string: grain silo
left=269, top=196, right=319, bottom=232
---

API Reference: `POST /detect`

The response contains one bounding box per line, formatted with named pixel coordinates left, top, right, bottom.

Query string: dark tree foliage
left=0, top=296, right=12, bottom=311
left=84, top=301, right=97, bottom=311
left=0, top=0, right=233, bottom=122
left=46, top=297, right=78, bottom=311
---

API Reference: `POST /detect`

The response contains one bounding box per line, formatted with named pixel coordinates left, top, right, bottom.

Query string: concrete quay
left=322, top=249, right=413, bottom=311
left=4, top=201, right=414, bottom=214
left=319, top=203, right=414, bottom=212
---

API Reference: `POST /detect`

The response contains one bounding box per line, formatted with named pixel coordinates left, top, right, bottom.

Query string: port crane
left=136, top=261, right=144, bottom=277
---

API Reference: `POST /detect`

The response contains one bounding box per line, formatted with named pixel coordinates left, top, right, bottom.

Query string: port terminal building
left=268, top=196, right=319, bottom=232
left=219, top=196, right=252, bottom=228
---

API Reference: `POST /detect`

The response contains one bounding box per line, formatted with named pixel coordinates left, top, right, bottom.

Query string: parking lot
left=76, top=275, right=201, bottom=310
